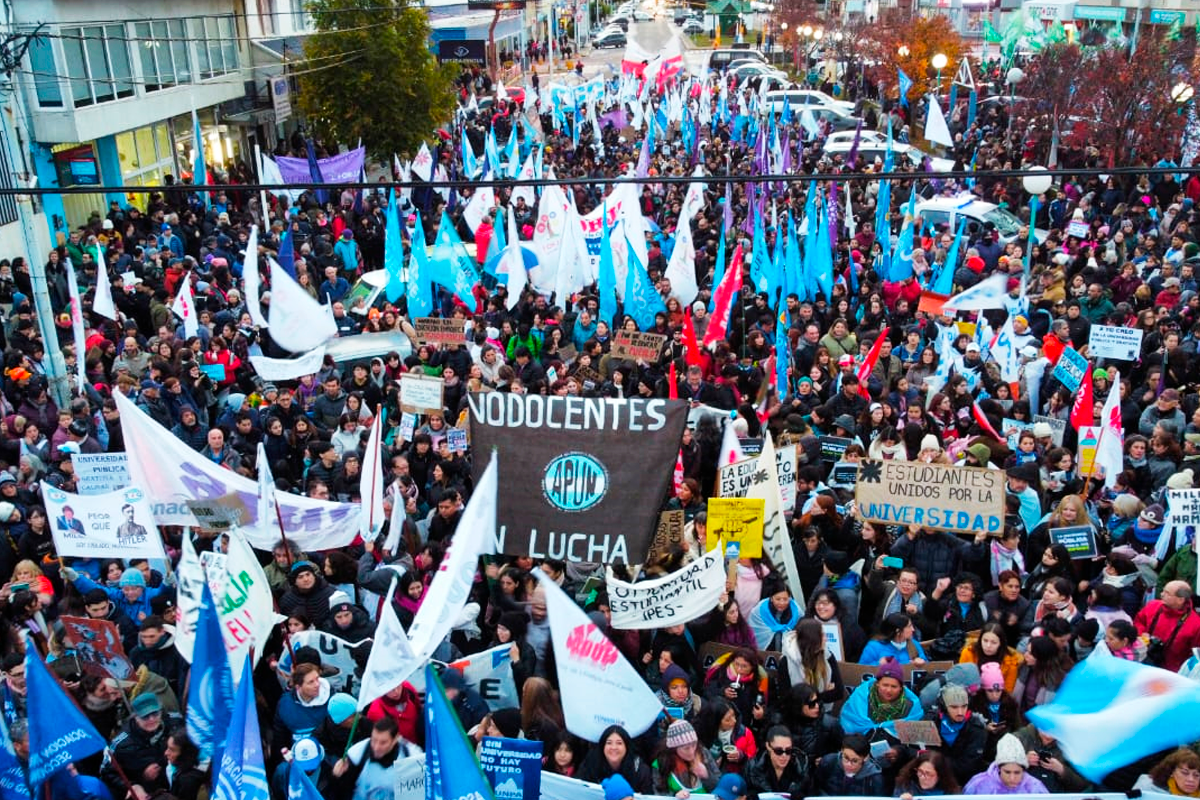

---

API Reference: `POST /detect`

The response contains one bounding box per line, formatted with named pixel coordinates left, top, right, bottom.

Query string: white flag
left=718, top=420, right=745, bottom=466
left=64, top=260, right=87, bottom=393
left=171, top=272, right=199, bottom=338
left=173, top=532, right=203, bottom=663
left=746, top=436, right=804, bottom=608
left=924, top=96, right=955, bottom=148
left=411, top=142, right=434, bottom=182
left=357, top=582, right=420, bottom=711
left=447, top=644, right=520, bottom=710
left=267, top=257, right=336, bottom=353
left=207, top=530, right=277, bottom=680
left=1096, top=369, right=1124, bottom=488
left=536, top=571, right=661, bottom=742
left=92, top=245, right=116, bottom=321
left=553, top=191, right=589, bottom=304
left=463, top=184, right=496, bottom=234
left=510, top=150, right=539, bottom=208
left=680, top=168, right=707, bottom=222
left=359, top=411, right=386, bottom=539
left=990, top=316, right=1021, bottom=382
left=943, top=272, right=1011, bottom=311
left=504, top=206, right=528, bottom=310
left=531, top=178, right=569, bottom=292
left=664, top=221, right=699, bottom=307
left=248, top=346, right=326, bottom=381
left=255, top=442, right=276, bottom=544
left=241, top=225, right=268, bottom=328
left=406, top=455, right=497, bottom=659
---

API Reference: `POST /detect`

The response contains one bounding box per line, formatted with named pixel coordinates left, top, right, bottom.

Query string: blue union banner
left=467, top=393, right=687, bottom=564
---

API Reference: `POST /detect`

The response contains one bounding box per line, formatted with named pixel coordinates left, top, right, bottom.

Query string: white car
left=824, top=129, right=886, bottom=147
left=633, top=9, right=654, bottom=20
left=729, top=62, right=788, bottom=84
left=915, top=193, right=1049, bottom=245
left=822, top=139, right=956, bottom=173
left=763, top=89, right=854, bottom=114
left=681, top=18, right=704, bottom=33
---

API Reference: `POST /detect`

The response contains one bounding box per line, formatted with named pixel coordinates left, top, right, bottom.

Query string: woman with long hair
left=520, top=676, right=564, bottom=742
left=697, top=596, right=757, bottom=650
left=894, top=751, right=961, bottom=799
left=1022, top=544, right=1075, bottom=602
left=959, top=621, right=1023, bottom=693
left=1135, top=748, right=1200, bottom=797
left=780, top=618, right=844, bottom=707
left=1020, top=576, right=1082, bottom=641
left=652, top=720, right=720, bottom=796
left=694, top=697, right=757, bottom=775
left=803, top=589, right=868, bottom=663
left=859, top=612, right=929, bottom=666
left=1027, top=495, right=1094, bottom=567
left=575, top=725, right=654, bottom=792
left=1012, top=636, right=1072, bottom=712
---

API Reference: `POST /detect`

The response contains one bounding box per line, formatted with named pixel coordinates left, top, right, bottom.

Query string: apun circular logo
left=542, top=452, right=609, bottom=512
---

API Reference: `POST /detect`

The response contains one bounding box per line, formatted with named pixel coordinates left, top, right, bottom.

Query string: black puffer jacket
left=278, top=572, right=337, bottom=626
left=745, top=748, right=810, bottom=799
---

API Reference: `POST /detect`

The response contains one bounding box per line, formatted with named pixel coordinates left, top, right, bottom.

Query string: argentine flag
left=1027, top=655, right=1200, bottom=781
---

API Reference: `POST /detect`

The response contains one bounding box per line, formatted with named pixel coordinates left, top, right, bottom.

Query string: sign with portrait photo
left=42, top=484, right=166, bottom=560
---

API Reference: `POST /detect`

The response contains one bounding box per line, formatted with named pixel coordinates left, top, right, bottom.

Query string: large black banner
left=468, top=393, right=688, bottom=564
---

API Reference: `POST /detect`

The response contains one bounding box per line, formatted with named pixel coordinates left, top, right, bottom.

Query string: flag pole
left=342, top=712, right=362, bottom=759
left=273, top=497, right=295, bottom=568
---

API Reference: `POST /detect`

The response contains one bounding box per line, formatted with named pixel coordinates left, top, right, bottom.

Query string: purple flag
left=276, top=146, right=366, bottom=185
left=847, top=120, right=863, bottom=170
left=828, top=182, right=840, bottom=251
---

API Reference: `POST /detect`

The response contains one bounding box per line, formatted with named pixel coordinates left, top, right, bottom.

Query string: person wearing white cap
left=963, top=733, right=1049, bottom=794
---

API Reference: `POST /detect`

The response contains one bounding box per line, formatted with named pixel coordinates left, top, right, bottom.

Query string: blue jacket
left=858, top=637, right=928, bottom=666
left=273, top=680, right=331, bottom=748
left=72, top=574, right=167, bottom=624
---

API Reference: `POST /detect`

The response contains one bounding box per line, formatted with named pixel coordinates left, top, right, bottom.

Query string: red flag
left=673, top=449, right=685, bottom=495
left=702, top=244, right=743, bottom=349
left=855, top=326, right=890, bottom=398
left=972, top=400, right=1003, bottom=441
left=668, top=361, right=678, bottom=399
left=682, top=310, right=703, bottom=368
left=1070, top=363, right=1094, bottom=430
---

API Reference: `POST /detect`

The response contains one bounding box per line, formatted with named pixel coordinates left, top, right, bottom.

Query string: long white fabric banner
left=42, top=484, right=166, bottom=561
left=114, top=391, right=362, bottom=551
left=248, top=346, right=325, bottom=381
left=606, top=549, right=725, bottom=630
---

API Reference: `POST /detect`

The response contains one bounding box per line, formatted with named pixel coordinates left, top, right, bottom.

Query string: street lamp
left=1005, top=66, right=1024, bottom=136
left=931, top=52, right=947, bottom=95
left=1022, top=166, right=1052, bottom=196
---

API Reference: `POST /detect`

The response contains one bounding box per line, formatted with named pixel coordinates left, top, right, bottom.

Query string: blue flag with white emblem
left=406, top=209, right=434, bottom=318
left=191, top=108, right=207, bottom=209
left=212, top=655, right=269, bottom=800
left=277, top=219, right=296, bottom=279
left=24, top=639, right=105, bottom=790
left=426, top=664, right=495, bottom=800
left=187, top=580, right=234, bottom=764
left=598, top=202, right=618, bottom=327
left=462, top=135, right=480, bottom=180
left=890, top=187, right=917, bottom=282
left=624, top=248, right=666, bottom=332
left=286, top=761, right=324, bottom=800
left=898, top=68, right=913, bottom=107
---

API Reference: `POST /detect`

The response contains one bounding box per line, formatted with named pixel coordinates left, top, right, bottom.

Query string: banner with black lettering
left=606, top=549, right=725, bottom=629
left=468, top=394, right=687, bottom=564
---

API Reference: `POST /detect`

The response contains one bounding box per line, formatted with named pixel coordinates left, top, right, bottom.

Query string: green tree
left=298, top=0, right=457, bottom=160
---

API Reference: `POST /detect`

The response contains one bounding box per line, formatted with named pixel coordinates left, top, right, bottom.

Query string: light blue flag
left=598, top=202, right=618, bottom=327
left=774, top=307, right=790, bottom=398
left=1025, top=195, right=1040, bottom=277
left=0, top=716, right=30, bottom=800
left=1027, top=656, right=1200, bottom=782
left=462, top=135, right=480, bottom=180
left=277, top=218, right=296, bottom=278
left=24, top=638, right=105, bottom=789
left=786, top=210, right=803, bottom=303
left=814, top=204, right=834, bottom=300
left=890, top=187, right=917, bottom=282
left=898, top=68, right=913, bottom=108
left=483, top=205, right=506, bottom=278
left=212, top=655, right=269, bottom=800
left=624, top=247, right=666, bottom=331
left=708, top=219, right=727, bottom=313
left=192, top=109, right=208, bottom=208
left=286, top=761, right=324, bottom=800
left=485, top=129, right=502, bottom=176
left=932, top=218, right=966, bottom=295
left=781, top=93, right=793, bottom=125
left=429, top=211, right=480, bottom=307
left=406, top=209, right=435, bottom=318
left=750, top=202, right=770, bottom=295
left=426, top=665, right=496, bottom=800
left=803, top=186, right=821, bottom=301
left=187, top=581, right=235, bottom=764
left=384, top=189, right=405, bottom=303
left=770, top=209, right=785, bottom=303
left=505, top=125, right=520, bottom=179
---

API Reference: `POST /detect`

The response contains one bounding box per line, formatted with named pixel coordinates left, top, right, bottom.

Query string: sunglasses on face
left=770, top=746, right=793, bottom=756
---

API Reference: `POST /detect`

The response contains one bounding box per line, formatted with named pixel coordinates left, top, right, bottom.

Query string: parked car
left=915, top=193, right=1048, bottom=245
left=822, top=140, right=956, bottom=173
left=633, top=9, right=654, bottom=20
left=595, top=29, right=628, bottom=47
left=708, top=47, right=764, bottom=72
left=681, top=18, right=705, bottom=33
left=763, top=88, right=855, bottom=114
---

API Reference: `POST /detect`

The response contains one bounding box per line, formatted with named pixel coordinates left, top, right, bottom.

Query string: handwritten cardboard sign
left=415, top=317, right=465, bottom=346
left=611, top=330, right=667, bottom=361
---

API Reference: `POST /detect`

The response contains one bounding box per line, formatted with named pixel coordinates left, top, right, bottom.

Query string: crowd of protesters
left=0, top=31, right=1199, bottom=800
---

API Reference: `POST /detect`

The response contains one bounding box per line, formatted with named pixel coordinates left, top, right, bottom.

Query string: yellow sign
left=706, top=498, right=765, bottom=558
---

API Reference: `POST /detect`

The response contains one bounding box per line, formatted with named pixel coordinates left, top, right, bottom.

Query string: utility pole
left=0, top=20, right=69, bottom=406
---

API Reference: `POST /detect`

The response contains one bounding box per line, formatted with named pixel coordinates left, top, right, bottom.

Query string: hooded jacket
left=272, top=678, right=332, bottom=747
left=814, top=751, right=884, bottom=796
left=129, top=631, right=189, bottom=697
left=278, top=571, right=337, bottom=626
left=963, top=763, right=1049, bottom=794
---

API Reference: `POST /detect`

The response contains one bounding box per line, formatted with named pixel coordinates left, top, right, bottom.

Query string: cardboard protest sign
left=610, top=330, right=667, bottom=361
left=820, top=435, right=853, bottom=462
left=776, top=444, right=798, bottom=511
left=572, top=364, right=603, bottom=390
left=705, top=497, right=765, bottom=558
left=415, top=317, right=465, bottom=346
left=1052, top=347, right=1089, bottom=393
left=1050, top=525, right=1098, bottom=560
left=838, top=661, right=955, bottom=695
left=185, top=494, right=251, bottom=532
left=400, top=373, right=445, bottom=414
left=468, top=394, right=688, bottom=564
left=1088, top=325, right=1143, bottom=361
left=893, top=720, right=943, bottom=746
left=607, top=549, right=726, bottom=629
left=72, top=453, right=130, bottom=496
left=60, top=616, right=134, bottom=680
left=43, top=485, right=166, bottom=560
left=645, top=510, right=686, bottom=563
left=480, top=737, right=543, bottom=800
left=1167, top=489, right=1200, bottom=529
left=854, top=460, right=1005, bottom=534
